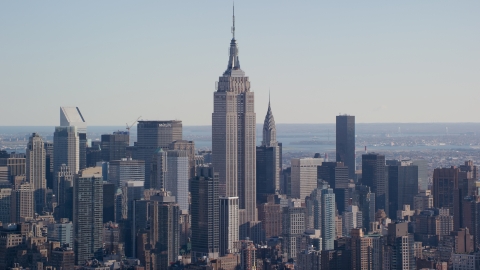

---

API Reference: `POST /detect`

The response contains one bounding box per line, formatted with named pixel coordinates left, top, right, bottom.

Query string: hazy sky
left=1, top=1, right=479, bottom=126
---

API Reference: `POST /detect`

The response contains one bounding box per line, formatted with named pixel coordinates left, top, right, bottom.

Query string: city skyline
left=1, top=1, right=479, bottom=126
left=0, top=3, right=480, bottom=268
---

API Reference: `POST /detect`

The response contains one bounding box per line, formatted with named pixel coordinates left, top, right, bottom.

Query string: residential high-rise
left=317, top=161, right=349, bottom=214
left=26, top=133, right=46, bottom=213
left=352, top=185, right=375, bottom=230
left=212, top=9, right=257, bottom=228
left=385, top=222, right=415, bottom=270
left=291, top=157, right=324, bottom=201
left=433, top=166, right=459, bottom=213
left=135, top=120, right=183, bottom=189
left=191, top=166, right=220, bottom=260
left=362, top=153, right=387, bottom=214
left=256, top=99, right=282, bottom=204
left=108, top=158, right=145, bottom=189
left=342, top=205, right=362, bottom=237
left=336, top=115, right=355, bottom=179
left=44, top=142, right=54, bottom=189
left=73, top=167, right=103, bottom=264
left=0, top=155, right=26, bottom=184
left=414, top=190, right=433, bottom=211
left=219, top=196, right=239, bottom=256
left=48, top=218, right=74, bottom=247
left=386, top=160, right=418, bottom=219
left=122, top=181, right=145, bottom=257
left=53, top=126, right=79, bottom=182
left=101, top=131, right=129, bottom=162
left=305, top=189, right=320, bottom=231
left=0, top=188, right=11, bottom=223
left=54, top=164, right=74, bottom=221
left=60, top=107, right=87, bottom=170
left=321, top=186, right=336, bottom=251
left=169, top=140, right=196, bottom=180
left=257, top=195, right=282, bottom=239
left=11, top=182, right=34, bottom=222
left=149, top=191, right=180, bottom=269
left=282, top=204, right=306, bottom=259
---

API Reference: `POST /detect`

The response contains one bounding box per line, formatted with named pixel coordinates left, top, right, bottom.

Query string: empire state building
left=212, top=9, right=257, bottom=227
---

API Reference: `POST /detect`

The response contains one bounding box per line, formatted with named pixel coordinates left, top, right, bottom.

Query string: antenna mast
left=232, top=3, right=235, bottom=39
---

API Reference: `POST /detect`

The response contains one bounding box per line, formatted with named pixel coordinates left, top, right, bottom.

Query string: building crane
left=126, top=116, right=141, bottom=134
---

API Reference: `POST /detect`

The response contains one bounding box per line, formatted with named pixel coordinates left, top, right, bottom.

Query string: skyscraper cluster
left=0, top=6, right=479, bottom=270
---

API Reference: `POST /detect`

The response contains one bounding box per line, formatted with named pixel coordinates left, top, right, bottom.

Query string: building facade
left=135, top=120, right=182, bottom=189
left=73, top=168, right=103, bottom=264
left=336, top=115, right=355, bottom=179
left=212, top=12, right=257, bottom=228
left=26, top=133, right=46, bottom=213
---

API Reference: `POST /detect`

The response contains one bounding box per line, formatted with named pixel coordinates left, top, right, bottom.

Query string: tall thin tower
left=26, top=133, right=46, bottom=213
left=212, top=6, right=257, bottom=225
left=336, top=115, right=355, bottom=179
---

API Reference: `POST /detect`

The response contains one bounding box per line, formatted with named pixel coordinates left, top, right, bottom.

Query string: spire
left=262, top=94, right=277, bottom=147
left=224, top=2, right=243, bottom=76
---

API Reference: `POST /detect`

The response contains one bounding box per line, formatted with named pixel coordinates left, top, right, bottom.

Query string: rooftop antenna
left=232, top=2, right=235, bottom=39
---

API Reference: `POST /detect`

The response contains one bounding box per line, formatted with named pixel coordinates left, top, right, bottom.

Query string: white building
left=291, top=157, right=324, bottom=201
left=219, top=196, right=239, bottom=256
left=343, top=205, right=363, bottom=237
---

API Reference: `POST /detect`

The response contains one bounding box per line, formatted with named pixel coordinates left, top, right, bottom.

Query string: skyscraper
left=44, top=142, right=54, bottom=189
left=212, top=8, right=257, bottom=227
left=169, top=140, right=196, bottom=180
left=282, top=204, right=306, bottom=259
left=386, top=160, right=418, bottom=219
left=219, top=196, right=239, bottom=255
left=362, top=153, right=387, bottom=214
left=433, top=167, right=459, bottom=207
left=73, top=167, right=103, bottom=264
left=53, top=126, right=79, bottom=181
left=165, top=150, right=189, bottom=212
left=108, top=158, right=145, bottom=189
left=256, top=98, right=282, bottom=204
left=150, top=149, right=189, bottom=212
left=101, top=131, right=129, bottom=162
left=11, top=182, right=34, bottom=222
left=54, top=164, right=74, bottom=221
left=136, top=120, right=182, bottom=189
left=317, top=161, right=349, bottom=214
left=321, top=186, right=336, bottom=251
left=149, top=191, right=180, bottom=269
left=291, top=157, right=324, bottom=201
left=412, top=159, right=428, bottom=191
left=26, top=133, right=46, bottom=213
left=336, top=115, right=355, bottom=179
left=191, top=166, right=220, bottom=260
left=60, top=107, right=87, bottom=170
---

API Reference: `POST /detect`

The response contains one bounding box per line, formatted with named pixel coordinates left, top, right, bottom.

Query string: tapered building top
left=223, top=4, right=244, bottom=77
left=262, top=96, right=277, bottom=147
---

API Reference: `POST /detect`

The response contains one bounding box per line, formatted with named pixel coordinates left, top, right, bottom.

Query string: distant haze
left=1, top=1, right=479, bottom=125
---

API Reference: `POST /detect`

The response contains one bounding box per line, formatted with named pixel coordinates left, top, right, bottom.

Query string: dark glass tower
left=101, top=131, right=129, bottom=162
left=336, top=115, right=355, bottom=179
left=386, top=160, right=418, bottom=219
left=191, top=166, right=220, bottom=260
left=362, top=153, right=387, bottom=214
